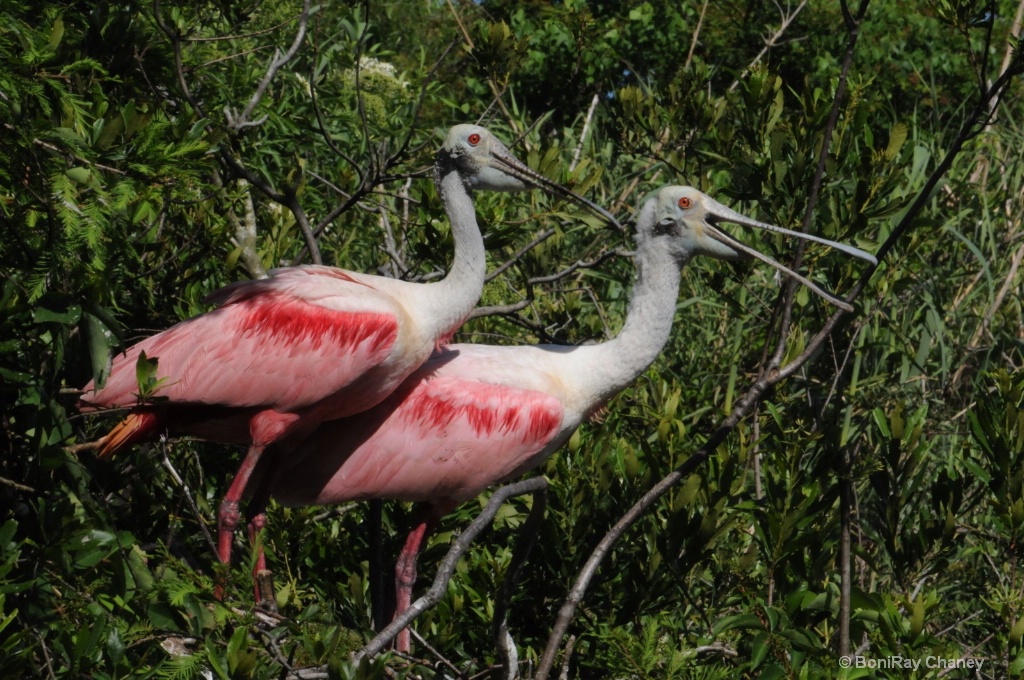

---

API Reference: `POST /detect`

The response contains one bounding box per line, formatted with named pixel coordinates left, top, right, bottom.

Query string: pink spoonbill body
left=80, top=124, right=617, bottom=598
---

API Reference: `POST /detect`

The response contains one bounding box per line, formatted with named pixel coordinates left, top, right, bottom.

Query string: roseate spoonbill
left=80, top=124, right=618, bottom=598
left=261, top=186, right=876, bottom=649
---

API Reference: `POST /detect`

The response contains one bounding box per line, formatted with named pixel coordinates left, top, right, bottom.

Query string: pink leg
left=243, top=447, right=285, bottom=607
left=247, top=513, right=269, bottom=591
left=212, top=411, right=299, bottom=601
left=394, top=519, right=430, bottom=653
left=394, top=505, right=450, bottom=652
left=213, top=443, right=266, bottom=601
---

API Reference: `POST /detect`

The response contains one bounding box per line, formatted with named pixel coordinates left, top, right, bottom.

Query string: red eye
left=467, top=133, right=481, bottom=145
left=678, top=197, right=692, bottom=209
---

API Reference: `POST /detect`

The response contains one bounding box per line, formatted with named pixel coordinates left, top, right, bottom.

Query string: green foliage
left=3, top=0, right=1024, bottom=677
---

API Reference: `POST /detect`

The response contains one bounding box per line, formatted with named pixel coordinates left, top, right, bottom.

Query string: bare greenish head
left=649, top=186, right=877, bottom=311
left=439, top=124, right=623, bottom=230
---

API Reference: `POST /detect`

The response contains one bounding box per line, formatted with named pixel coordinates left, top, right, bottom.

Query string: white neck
left=413, top=160, right=487, bottom=340
left=568, top=203, right=687, bottom=406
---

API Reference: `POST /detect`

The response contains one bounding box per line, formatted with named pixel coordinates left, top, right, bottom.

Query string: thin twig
left=352, top=478, right=549, bottom=663
left=569, top=94, right=600, bottom=172
left=684, top=0, right=710, bottom=70
left=27, top=136, right=128, bottom=176
left=486, top=229, right=557, bottom=282
left=527, top=249, right=626, bottom=286
left=34, top=632, right=57, bottom=680
left=728, top=0, right=809, bottom=92
left=472, top=248, right=626, bottom=319
left=557, top=635, right=575, bottom=680
left=64, top=441, right=103, bottom=456
left=227, top=0, right=310, bottom=131
left=0, top=474, right=35, bottom=493
left=160, top=444, right=218, bottom=558
left=951, top=238, right=1024, bottom=385
left=153, top=0, right=205, bottom=118
left=768, top=0, right=865, bottom=372
left=196, top=45, right=273, bottom=70
left=470, top=297, right=534, bottom=320
left=409, top=629, right=463, bottom=676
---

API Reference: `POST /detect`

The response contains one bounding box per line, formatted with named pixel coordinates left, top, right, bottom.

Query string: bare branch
left=472, top=249, right=626, bottom=320
left=728, top=0, right=809, bottom=92
left=486, top=229, right=557, bottom=282
left=196, top=45, right=273, bottom=70
left=308, top=7, right=365, bottom=184
left=226, top=0, right=311, bottom=131
left=767, top=0, right=864, bottom=374
left=160, top=443, right=218, bottom=558
left=24, top=134, right=128, bottom=176
left=685, top=0, right=711, bottom=70
left=569, top=94, right=600, bottom=173
left=214, top=174, right=267, bottom=279
left=469, top=298, right=534, bottom=320
left=408, top=629, right=463, bottom=676
left=293, top=37, right=458, bottom=266
left=527, top=248, right=626, bottom=286
left=557, top=635, right=575, bottom=680
left=1001, top=0, right=1024, bottom=78
left=0, top=474, right=35, bottom=493
left=280, top=189, right=322, bottom=266
left=445, top=0, right=521, bottom=134
left=352, top=477, right=549, bottom=663
left=153, top=0, right=205, bottom=118
left=951, top=237, right=1024, bottom=385
left=384, top=37, right=462, bottom=169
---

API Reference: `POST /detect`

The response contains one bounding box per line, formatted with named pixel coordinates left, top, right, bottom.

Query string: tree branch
left=225, top=0, right=310, bottom=131
left=486, top=229, right=557, bottom=282
left=569, top=94, right=599, bottom=173
left=727, top=0, right=809, bottom=92
left=351, top=477, right=549, bottom=664
left=152, top=0, right=205, bottom=118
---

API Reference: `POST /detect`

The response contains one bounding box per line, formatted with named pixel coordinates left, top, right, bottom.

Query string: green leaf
left=884, top=122, right=907, bottom=160
left=712, top=613, right=765, bottom=635
left=0, top=520, right=17, bottom=548
left=49, top=16, right=64, bottom=49
left=135, top=350, right=169, bottom=400
left=147, top=602, right=181, bottom=631
left=751, top=631, right=771, bottom=668
left=227, top=626, right=257, bottom=678
left=33, top=305, right=82, bottom=325
left=83, top=311, right=116, bottom=388
left=65, top=167, right=91, bottom=184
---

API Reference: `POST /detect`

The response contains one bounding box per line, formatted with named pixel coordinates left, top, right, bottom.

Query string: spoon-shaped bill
left=703, top=196, right=877, bottom=266
left=485, top=145, right=624, bottom=232
left=703, top=225, right=855, bottom=312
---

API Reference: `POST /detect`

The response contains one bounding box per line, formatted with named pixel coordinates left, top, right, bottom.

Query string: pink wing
left=82, top=268, right=399, bottom=412
left=274, top=375, right=565, bottom=506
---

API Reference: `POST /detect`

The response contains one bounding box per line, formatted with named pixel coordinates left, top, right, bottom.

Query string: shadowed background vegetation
left=2, top=0, right=1023, bottom=677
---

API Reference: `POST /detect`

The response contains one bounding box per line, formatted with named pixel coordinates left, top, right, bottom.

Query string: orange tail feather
left=97, top=412, right=159, bottom=459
